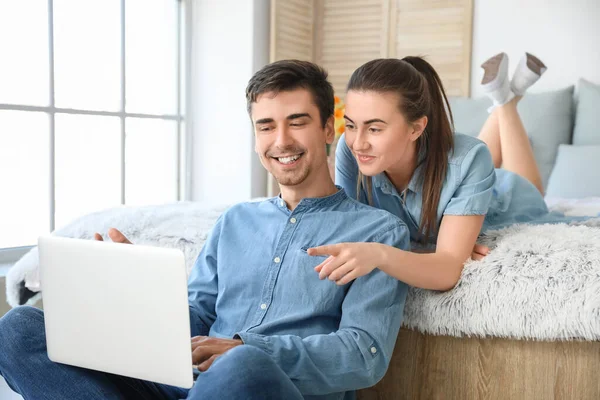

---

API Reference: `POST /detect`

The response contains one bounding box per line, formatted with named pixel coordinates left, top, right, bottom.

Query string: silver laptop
left=38, top=235, right=194, bottom=389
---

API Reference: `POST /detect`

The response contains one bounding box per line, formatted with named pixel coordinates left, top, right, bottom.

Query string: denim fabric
left=0, top=306, right=306, bottom=400
left=336, top=133, right=550, bottom=242
left=188, top=188, right=410, bottom=398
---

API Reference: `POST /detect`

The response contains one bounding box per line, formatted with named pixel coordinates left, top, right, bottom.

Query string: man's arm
left=236, top=222, right=409, bottom=396
left=187, top=216, right=223, bottom=331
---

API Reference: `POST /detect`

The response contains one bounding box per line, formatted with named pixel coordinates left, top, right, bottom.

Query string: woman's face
left=344, top=90, right=423, bottom=177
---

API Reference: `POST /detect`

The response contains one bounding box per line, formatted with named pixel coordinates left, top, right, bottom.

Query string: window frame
left=0, top=0, right=193, bottom=259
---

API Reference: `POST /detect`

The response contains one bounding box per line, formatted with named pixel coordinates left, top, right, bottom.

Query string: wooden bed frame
left=357, top=328, right=600, bottom=399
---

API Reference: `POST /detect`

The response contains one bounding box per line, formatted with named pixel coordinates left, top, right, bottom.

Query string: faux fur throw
left=6, top=199, right=600, bottom=341
left=404, top=219, right=600, bottom=340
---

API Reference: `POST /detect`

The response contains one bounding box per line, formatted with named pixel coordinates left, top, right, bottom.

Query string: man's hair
left=246, top=60, right=334, bottom=127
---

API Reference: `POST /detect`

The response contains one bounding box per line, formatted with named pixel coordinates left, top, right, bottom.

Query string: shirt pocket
left=299, top=246, right=329, bottom=261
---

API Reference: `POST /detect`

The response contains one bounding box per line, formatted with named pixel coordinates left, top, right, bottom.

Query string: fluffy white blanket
left=6, top=198, right=600, bottom=340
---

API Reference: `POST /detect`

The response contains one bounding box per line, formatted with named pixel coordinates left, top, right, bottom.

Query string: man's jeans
left=0, top=306, right=303, bottom=400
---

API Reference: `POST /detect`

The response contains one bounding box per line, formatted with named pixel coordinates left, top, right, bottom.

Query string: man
left=0, top=60, right=410, bottom=399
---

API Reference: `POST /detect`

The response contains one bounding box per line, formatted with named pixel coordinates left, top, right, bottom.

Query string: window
left=0, top=0, right=189, bottom=251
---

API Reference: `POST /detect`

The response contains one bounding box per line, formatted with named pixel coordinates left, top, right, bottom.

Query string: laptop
left=38, top=235, right=194, bottom=389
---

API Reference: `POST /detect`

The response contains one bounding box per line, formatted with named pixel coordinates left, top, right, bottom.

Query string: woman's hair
left=346, top=57, right=455, bottom=241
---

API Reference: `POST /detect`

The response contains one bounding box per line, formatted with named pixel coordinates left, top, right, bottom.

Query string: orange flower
left=336, top=124, right=345, bottom=135
left=334, top=95, right=341, bottom=105
left=334, top=108, right=344, bottom=119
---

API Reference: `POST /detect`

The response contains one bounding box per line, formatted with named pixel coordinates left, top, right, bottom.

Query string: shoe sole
left=525, top=52, right=546, bottom=75
left=481, top=52, right=506, bottom=85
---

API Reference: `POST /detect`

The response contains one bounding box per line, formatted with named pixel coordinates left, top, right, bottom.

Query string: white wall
left=190, top=0, right=269, bottom=203
left=471, top=0, right=600, bottom=97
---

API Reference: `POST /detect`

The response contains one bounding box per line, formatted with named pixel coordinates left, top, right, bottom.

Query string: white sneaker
left=481, top=52, right=514, bottom=112
left=510, top=52, right=547, bottom=96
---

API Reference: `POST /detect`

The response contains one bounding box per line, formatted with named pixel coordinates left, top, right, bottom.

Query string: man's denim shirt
left=187, top=188, right=409, bottom=399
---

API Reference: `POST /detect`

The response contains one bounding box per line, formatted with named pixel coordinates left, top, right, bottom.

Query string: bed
left=358, top=197, right=600, bottom=400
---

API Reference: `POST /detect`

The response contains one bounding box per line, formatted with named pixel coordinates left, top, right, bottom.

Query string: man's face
left=251, top=89, right=334, bottom=187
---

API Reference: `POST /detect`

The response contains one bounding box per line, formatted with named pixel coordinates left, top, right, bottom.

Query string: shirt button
left=274, top=257, right=281, bottom=263
left=370, top=346, right=377, bottom=354
left=290, top=217, right=297, bottom=224
left=260, top=303, right=267, bottom=310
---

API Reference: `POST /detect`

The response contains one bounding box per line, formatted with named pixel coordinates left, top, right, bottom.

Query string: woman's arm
left=378, top=215, right=484, bottom=291
left=314, top=141, right=494, bottom=290
left=311, top=214, right=484, bottom=291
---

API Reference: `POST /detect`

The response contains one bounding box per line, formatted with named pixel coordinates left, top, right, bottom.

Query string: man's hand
left=191, top=336, right=243, bottom=372
left=471, top=243, right=490, bottom=261
left=94, top=228, right=133, bottom=244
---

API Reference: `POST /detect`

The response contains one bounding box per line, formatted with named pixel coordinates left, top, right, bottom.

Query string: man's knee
left=0, top=306, right=45, bottom=361
left=190, top=345, right=302, bottom=400
left=203, top=345, right=275, bottom=382
left=218, top=345, right=270, bottom=367
left=0, top=306, right=44, bottom=334
left=209, top=346, right=284, bottom=388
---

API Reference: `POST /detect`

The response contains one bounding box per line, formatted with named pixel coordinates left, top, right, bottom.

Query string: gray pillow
left=546, top=144, right=600, bottom=198
left=449, top=86, right=575, bottom=188
left=573, top=79, right=600, bottom=145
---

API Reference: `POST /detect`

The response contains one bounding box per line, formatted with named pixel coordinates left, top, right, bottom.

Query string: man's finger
left=198, top=354, right=219, bottom=372
left=307, top=244, right=340, bottom=257
left=94, top=233, right=103, bottom=241
left=471, top=252, right=485, bottom=261
left=191, top=337, right=211, bottom=354
left=191, top=345, right=213, bottom=365
left=108, top=228, right=132, bottom=244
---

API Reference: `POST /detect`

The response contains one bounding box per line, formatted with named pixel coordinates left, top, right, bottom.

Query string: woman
left=309, top=52, right=572, bottom=291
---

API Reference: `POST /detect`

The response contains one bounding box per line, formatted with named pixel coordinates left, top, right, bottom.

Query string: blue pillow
left=546, top=144, right=600, bottom=198
left=449, top=86, right=574, bottom=188
left=447, top=96, right=489, bottom=136
left=573, top=79, right=600, bottom=145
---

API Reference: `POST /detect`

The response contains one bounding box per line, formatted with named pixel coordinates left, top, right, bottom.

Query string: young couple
left=0, top=52, right=554, bottom=399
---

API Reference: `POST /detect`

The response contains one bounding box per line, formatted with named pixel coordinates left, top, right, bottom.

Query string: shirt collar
left=273, top=186, right=348, bottom=211
left=373, top=165, right=423, bottom=195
